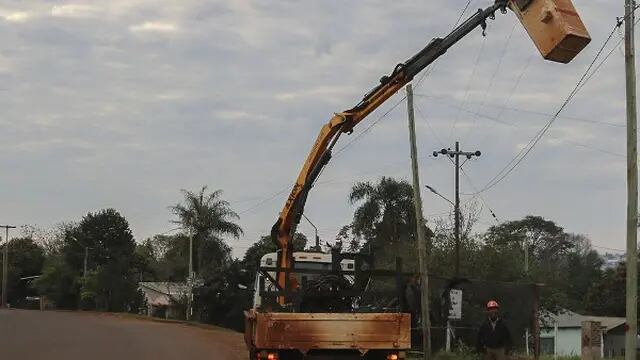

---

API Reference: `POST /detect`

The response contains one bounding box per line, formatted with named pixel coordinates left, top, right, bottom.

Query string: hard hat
left=487, top=300, right=500, bottom=309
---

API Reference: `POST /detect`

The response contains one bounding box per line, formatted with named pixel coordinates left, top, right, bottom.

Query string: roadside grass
left=407, top=352, right=620, bottom=360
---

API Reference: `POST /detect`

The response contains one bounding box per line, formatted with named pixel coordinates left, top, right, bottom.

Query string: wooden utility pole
left=1, top=225, right=16, bottom=308
left=432, top=142, right=481, bottom=277
left=624, top=0, right=638, bottom=358
left=406, top=84, right=431, bottom=359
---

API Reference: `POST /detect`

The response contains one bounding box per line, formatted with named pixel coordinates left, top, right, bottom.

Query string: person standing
left=476, top=300, right=512, bottom=360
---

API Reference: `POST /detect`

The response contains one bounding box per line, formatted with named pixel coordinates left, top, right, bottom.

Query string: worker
left=476, top=300, right=512, bottom=360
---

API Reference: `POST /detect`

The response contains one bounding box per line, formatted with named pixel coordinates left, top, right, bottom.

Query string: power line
left=494, top=51, right=536, bottom=121
left=415, top=0, right=475, bottom=88
left=236, top=185, right=293, bottom=216
left=334, top=95, right=406, bottom=157
left=577, top=16, right=640, bottom=94
left=415, top=93, right=626, bottom=128
left=416, top=94, right=625, bottom=157
left=449, top=37, right=487, bottom=139
left=470, top=20, right=624, bottom=195
left=463, top=20, right=518, bottom=143
left=592, top=244, right=626, bottom=253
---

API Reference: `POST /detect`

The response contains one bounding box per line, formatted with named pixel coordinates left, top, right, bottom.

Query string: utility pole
left=1, top=225, right=16, bottom=308
left=187, top=229, right=194, bottom=321
left=433, top=142, right=481, bottom=278
left=624, top=0, right=638, bottom=358
left=303, top=214, right=321, bottom=251
left=83, top=246, right=88, bottom=279
left=406, top=84, right=431, bottom=359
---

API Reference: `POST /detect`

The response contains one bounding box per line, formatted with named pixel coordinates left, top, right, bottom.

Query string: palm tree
left=170, top=186, right=243, bottom=278
left=349, top=177, right=417, bottom=249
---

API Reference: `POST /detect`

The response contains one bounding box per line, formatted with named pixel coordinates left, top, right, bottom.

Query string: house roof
left=543, top=310, right=626, bottom=332
left=139, top=282, right=189, bottom=306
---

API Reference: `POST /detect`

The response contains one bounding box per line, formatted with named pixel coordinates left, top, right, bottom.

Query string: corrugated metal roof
left=542, top=310, right=625, bottom=331
left=139, top=282, right=189, bottom=304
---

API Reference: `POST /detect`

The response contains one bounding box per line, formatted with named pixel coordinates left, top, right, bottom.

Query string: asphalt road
left=0, top=309, right=248, bottom=360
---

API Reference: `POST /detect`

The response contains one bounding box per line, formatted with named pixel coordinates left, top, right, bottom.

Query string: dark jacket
left=476, top=317, right=512, bottom=352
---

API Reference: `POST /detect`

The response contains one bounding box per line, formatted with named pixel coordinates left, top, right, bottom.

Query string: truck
left=244, top=1, right=590, bottom=359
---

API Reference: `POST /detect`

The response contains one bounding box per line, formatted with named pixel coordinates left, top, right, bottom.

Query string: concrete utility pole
left=406, top=84, right=431, bottom=359
left=1, top=225, right=16, bottom=308
left=433, top=142, right=481, bottom=278
left=624, top=0, right=638, bottom=358
left=83, top=246, right=88, bottom=279
left=187, top=229, right=194, bottom=321
left=69, top=236, right=89, bottom=279
left=303, top=214, right=321, bottom=251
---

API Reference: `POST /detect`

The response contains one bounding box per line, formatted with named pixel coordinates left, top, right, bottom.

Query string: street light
left=68, top=236, right=89, bottom=279
left=425, top=185, right=454, bottom=207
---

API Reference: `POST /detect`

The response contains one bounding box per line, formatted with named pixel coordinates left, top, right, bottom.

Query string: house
left=138, top=282, right=189, bottom=320
left=540, top=310, right=638, bottom=358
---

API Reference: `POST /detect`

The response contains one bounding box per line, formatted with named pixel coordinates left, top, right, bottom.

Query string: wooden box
left=510, top=0, right=591, bottom=64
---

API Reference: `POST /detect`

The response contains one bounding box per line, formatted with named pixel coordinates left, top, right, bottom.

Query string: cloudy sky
left=0, top=0, right=631, bottom=258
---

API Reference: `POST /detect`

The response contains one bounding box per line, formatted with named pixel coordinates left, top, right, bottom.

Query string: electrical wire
left=415, top=93, right=625, bottom=128
left=333, top=95, right=406, bottom=157
left=463, top=20, right=518, bottom=143
left=449, top=37, right=487, bottom=139
left=415, top=0, right=475, bottom=89
left=237, top=185, right=292, bottom=216
left=577, top=16, right=640, bottom=94
left=469, top=21, right=623, bottom=195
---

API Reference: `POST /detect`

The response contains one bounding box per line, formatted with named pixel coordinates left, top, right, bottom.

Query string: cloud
left=0, top=0, right=627, bottom=259
left=2, top=11, right=31, bottom=23
left=51, top=4, right=96, bottom=18
left=130, top=21, right=178, bottom=33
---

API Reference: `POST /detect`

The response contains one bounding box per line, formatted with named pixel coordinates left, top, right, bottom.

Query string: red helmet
left=487, top=300, right=500, bottom=310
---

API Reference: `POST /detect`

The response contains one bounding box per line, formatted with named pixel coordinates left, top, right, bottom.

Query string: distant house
left=540, top=310, right=638, bottom=358
left=138, top=282, right=189, bottom=320
left=600, top=253, right=624, bottom=270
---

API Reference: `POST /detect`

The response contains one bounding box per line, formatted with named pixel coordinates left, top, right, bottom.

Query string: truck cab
left=252, top=251, right=355, bottom=310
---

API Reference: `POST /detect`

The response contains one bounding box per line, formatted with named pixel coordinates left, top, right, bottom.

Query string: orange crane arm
left=272, top=1, right=511, bottom=299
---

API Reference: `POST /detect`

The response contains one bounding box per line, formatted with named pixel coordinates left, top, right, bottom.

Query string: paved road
left=0, top=309, right=248, bottom=360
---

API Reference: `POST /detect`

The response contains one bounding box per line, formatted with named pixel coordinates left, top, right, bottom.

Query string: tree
left=585, top=262, right=629, bottom=317
left=36, top=209, right=140, bottom=312
left=429, top=201, right=483, bottom=278
left=195, top=260, right=253, bottom=331
left=35, top=255, right=79, bottom=309
left=347, top=177, right=432, bottom=271
left=0, top=237, right=45, bottom=306
left=563, top=234, right=603, bottom=313
left=170, top=186, right=242, bottom=279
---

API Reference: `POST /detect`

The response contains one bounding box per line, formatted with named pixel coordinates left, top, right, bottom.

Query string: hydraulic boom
left=271, top=0, right=511, bottom=302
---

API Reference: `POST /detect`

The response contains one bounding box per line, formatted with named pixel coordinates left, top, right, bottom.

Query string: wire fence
left=418, top=276, right=539, bottom=355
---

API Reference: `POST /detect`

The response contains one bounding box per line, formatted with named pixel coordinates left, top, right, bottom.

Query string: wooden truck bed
left=244, top=310, right=411, bottom=354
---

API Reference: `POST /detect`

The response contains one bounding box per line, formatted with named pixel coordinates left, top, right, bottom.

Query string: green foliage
left=347, top=177, right=433, bottom=270
left=35, top=255, right=79, bottom=309
left=35, top=209, right=141, bottom=312
left=170, top=186, right=243, bottom=279
left=585, top=262, right=635, bottom=317
left=195, top=260, right=253, bottom=331
left=0, top=237, right=45, bottom=306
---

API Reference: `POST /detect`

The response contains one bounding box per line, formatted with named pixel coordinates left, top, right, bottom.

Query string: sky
left=0, top=0, right=632, bottom=258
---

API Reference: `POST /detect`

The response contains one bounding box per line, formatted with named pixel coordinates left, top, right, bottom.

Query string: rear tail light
left=387, top=354, right=399, bottom=360
left=257, top=353, right=278, bottom=360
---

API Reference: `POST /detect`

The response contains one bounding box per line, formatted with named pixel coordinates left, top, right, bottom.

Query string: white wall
left=541, top=327, right=582, bottom=357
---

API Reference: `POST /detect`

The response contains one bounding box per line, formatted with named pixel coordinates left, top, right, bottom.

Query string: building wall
left=541, top=327, right=582, bottom=357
